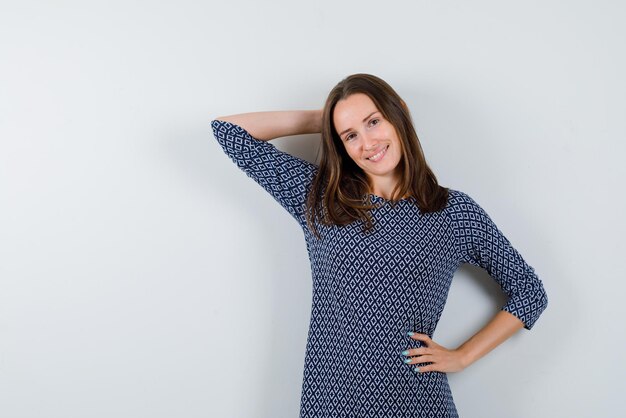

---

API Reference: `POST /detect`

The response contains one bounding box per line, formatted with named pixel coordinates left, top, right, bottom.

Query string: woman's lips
left=366, top=145, right=389, bottom=162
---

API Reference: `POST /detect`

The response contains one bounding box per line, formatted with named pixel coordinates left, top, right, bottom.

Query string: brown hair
left=305, top=73, right=449, bottom=239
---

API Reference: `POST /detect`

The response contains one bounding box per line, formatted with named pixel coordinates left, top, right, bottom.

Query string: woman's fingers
left=402, top=333, right=466, bottom=373
left=410, top=332, right=438, bottom=347
left=403, top=353, right=434, bottom=364
left=414, top=364, right=437, bottom=373
left=403, top=347, right=431, bottom=356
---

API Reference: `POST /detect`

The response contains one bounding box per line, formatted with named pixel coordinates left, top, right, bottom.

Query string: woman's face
left=333, top=93, right=403, bottom=187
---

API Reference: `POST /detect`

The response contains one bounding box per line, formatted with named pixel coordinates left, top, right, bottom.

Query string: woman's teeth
left=367, top=145, right=388, bottom=162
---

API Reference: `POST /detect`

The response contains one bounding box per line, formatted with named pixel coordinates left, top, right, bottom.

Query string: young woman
left=211, top=73, right=548, bottom=418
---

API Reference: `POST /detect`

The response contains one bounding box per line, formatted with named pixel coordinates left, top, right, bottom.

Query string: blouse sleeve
left=210, top=119, right=318, bottom=228
left=448, top=189, right=548, bottom=330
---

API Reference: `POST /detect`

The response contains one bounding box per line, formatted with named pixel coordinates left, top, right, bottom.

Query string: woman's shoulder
left=440, top=187, right=492, bottom=223
left=443, top=187, right=477, bottom=209
left=442, top=187, right=502, bottom=232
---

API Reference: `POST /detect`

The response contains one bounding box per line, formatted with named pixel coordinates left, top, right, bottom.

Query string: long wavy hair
left=304, top=73, right=449, bottom=239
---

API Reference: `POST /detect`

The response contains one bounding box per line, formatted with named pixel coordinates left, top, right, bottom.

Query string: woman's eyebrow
left=339, top=111, right=379, bottom=136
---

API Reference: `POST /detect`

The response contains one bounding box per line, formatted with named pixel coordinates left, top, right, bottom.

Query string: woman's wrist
left=306, top=109, right=323, bottom=134
left=455, top=346, right=474, bottom=369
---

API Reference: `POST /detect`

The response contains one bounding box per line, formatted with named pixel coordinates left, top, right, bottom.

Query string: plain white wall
left=1, top=1, right=624, bottom=417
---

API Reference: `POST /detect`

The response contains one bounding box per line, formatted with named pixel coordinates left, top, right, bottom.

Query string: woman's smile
left=366, top=144, right=389, bottom=162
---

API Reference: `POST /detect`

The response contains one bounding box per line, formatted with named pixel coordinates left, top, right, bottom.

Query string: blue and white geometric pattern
left=211, top=120, right=548, bottom=418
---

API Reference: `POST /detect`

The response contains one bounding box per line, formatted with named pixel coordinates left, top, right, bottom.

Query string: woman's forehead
left=333, top=94, right=380, bottom=130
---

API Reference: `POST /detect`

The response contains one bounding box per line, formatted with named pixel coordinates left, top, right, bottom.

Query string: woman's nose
left=362, top=131, right=379, bottom=150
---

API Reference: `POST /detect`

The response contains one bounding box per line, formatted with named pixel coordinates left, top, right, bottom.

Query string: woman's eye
left=370, top=118, right=379, bottom=126
left=346, top=133, right=355, bottom=141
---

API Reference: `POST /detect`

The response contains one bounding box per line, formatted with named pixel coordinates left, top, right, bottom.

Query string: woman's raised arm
left=214, top=110, right=323, bottom=141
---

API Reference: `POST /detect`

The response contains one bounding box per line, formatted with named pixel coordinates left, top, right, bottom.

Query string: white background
left=1, top=1, right=625, bottom=417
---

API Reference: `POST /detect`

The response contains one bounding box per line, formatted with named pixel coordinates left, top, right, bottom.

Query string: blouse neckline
left=367, top=193, right=414, bottom=203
